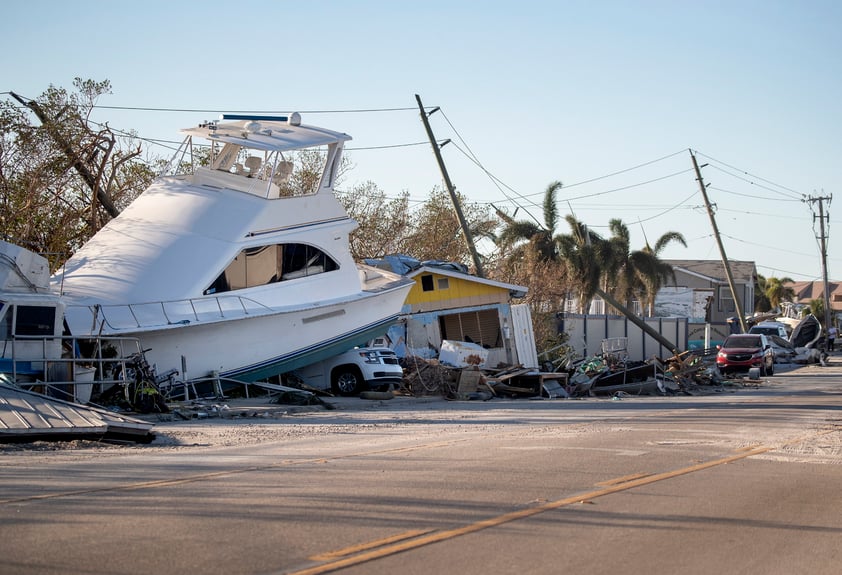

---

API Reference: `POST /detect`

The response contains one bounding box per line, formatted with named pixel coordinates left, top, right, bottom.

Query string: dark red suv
left=716, top=334, right=775, bottom=376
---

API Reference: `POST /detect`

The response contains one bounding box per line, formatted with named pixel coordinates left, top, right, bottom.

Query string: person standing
left=828, top=325, right=838, bottom=352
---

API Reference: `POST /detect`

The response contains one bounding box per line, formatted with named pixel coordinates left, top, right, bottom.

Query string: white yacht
left=51, top=113, right=413, bottom=384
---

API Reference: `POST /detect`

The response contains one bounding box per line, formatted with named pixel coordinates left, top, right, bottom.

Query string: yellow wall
left=405, top=271, right=510, bottom=312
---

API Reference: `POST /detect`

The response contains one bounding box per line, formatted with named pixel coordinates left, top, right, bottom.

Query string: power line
left=708, top=185, right=803, bottom=202
left=91, top=104, right=419, bottom=114
left=693, top=150, right=804, bottom=200
left=755, top=264, right=823, bottom=281
left=438, top=110, right=545, bottom=229
left=563, top=169, right=693, bottom=203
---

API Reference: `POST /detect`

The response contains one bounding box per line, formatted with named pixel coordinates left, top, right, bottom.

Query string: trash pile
left=398, top=345, right=758, bottom=401
left=399, top=356, right=568, bottom=400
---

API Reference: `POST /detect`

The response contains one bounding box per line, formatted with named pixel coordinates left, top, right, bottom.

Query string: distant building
left=785, top=280, right=842, bottom=322
left=657, top=260, right=757, bottom=323
left=656, top=259, right=758, bottom=347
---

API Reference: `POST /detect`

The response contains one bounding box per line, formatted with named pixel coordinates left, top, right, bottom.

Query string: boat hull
left=68, top=283, right=410, bottom=383
left=789, top=314, right=821, bottom=349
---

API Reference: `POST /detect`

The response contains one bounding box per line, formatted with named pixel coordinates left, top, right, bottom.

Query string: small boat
left=566, top=355, right=663, bottom=396
left=588, top=360, right=663, bottom=396
left=0, top=241, right=150, bottom=408
left=789, top=313, right=822, bottom=349
left=48, top=113, right=414, bottom=389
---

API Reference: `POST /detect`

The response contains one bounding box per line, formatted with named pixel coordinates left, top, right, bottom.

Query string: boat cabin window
left=0, top=304, right=57, bottom=338
left=204, top=243, right=338, bottom=295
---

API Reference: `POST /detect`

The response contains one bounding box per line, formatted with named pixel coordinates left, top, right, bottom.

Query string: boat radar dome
left=288, top=112, right=301, bottom=126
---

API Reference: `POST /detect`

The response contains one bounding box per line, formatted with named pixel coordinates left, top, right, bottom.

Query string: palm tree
left=496, top=181, right=563, bottom=262
left=556, top=215, right=681, bottom=353
left=603, top=219, right=686, bottom=316
left=809, top=298, right=825, bottom=323
left=764, top=276, right=795, bottom=310
left=556, top=215, right=606, bottom=314
left=637, top=228, right=687, bottom=316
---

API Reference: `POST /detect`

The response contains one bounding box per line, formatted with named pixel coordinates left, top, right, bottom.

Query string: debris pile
left=400, top=356, right=460, bottom=397
left=399, top=356, right=568, bottom=400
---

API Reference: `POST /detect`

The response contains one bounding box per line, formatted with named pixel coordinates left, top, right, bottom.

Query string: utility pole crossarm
left=415, top=94, right=485, bottom=278
left=804, top=194, right=833, bottom=331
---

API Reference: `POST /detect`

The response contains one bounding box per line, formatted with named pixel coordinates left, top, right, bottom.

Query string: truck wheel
left=332, top=367, right=364, bottom=396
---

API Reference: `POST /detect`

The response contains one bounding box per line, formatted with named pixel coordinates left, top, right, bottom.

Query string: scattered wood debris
left=399, top=356, right=568, bottom=400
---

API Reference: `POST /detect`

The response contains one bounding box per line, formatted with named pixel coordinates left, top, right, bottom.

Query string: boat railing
left=159, top=134, right=320, bottom=200
left=71, top=295, right=276, bottom=331
left=2, top=334, right=146, bottom=403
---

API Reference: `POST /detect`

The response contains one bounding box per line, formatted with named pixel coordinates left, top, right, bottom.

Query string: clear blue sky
left=3, top=1, right=841, bottom=283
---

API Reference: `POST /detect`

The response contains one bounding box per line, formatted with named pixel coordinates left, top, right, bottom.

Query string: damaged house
left=367, top=256, right=537, bottom=369
left=656, top=259, right=758, bottom=347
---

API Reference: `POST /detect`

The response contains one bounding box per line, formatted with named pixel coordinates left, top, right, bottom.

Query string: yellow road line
left=309, top=529, right=435, bottom=561
left=285, top=446, right=772, bottom=575
left=595, top=472, right=651, bottom=486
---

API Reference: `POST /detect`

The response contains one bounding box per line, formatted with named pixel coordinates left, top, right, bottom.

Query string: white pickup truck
left=294, top=344, right=404, bottom=396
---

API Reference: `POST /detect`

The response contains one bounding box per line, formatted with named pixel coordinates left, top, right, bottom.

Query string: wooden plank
left=456, top=370, right=483, bottom=394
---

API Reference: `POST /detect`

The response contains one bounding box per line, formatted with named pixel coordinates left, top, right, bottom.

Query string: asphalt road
left=1, top=360, right=841, bottom=575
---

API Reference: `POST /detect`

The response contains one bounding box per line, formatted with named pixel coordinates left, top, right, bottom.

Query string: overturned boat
left=789, top=313, right=822, bottom=349
left=51, top=113, right=414, bottom=386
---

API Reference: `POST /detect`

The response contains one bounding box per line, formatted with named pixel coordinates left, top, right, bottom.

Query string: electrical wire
left=91, top=105, right=419, bottom=114
left=693, top=150, right=804, bottom=200
left=708, top=185, right=803, bottom=202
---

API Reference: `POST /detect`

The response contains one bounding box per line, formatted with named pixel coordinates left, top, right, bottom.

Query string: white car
left=748, top=322, right=790, bottom=339
left=294, top=346, right=404, bottom=396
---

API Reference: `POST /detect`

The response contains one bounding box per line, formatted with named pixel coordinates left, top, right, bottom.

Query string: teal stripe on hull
left=220, top=315, right=401, bottom=383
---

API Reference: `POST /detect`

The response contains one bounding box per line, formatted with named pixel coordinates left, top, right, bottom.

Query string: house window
left=204, top=243, right=337, bottom=295
left=718, top=285, right=735, bottom=313
left=421, top=275, right=435, bottom=292
left=437, top=277, right=449, bottom=290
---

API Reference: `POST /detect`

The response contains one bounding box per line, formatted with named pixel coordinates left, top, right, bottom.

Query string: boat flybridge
left=48, top=112, right=414, bottom=393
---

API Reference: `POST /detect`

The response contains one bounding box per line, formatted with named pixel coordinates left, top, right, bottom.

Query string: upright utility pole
left=804, top=194, right=833, bottom=330
left=690, top=150, right=747, bottom=332
left=415, top=94, right=485, bottom=278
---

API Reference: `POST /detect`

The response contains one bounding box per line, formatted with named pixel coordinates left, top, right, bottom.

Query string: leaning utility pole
left=804, top=194, right=833, bottom=330
left=690, top=150, right=747, bottom=332
left=415, top=94, right=485, bottom=278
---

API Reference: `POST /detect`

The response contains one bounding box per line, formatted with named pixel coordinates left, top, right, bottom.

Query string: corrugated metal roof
left=0, top=382, right=155, bottom=442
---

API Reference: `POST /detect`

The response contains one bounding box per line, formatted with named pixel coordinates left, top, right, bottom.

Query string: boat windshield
left=162, top=138, right=333, bottom=199
left=160, top=116, right=348, bottom=199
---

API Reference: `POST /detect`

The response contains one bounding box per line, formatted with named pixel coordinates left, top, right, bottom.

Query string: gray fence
left=561, top=314, right=688, bottom=361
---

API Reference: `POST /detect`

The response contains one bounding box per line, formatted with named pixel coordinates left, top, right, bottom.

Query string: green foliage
left=404, top=187, right=496, bottom=268
left=809, top=298, right=825, bottom=322
left=338, top=181, right=412, bottom=259
left=763, top=276, right=795, bottom=311
left=0, top=78, right=156, bottom=268
left=496, top=181, right=563, bottom=262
